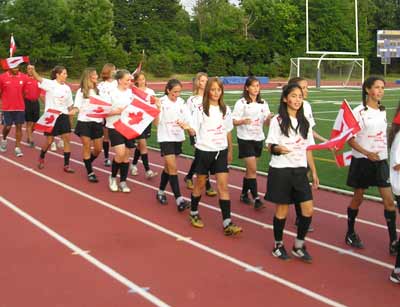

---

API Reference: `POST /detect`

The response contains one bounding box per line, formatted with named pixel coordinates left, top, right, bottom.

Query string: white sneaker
left=119, top=181, right=131, bottom=193
left=14, top=147, right=23, bottom=157
left=108, top=176, right=118, bottom=192
left=130, top=164, right=138, bottom=176
left=50, top=142, right=57, bottom=151
left=57, top=139, right=64, bottom=148
left=0, top=139, right=7, bottom=152
left=145, top=169, right=158, bottom=179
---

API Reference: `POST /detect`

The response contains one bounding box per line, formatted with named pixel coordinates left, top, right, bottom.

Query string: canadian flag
left=307, top=128, right=354, bottom=151
left=331, top=100, right=361, bottom=139
left=131, top=86, right=156, bottom=104
left=0, top=56, right=30, bottom=70
left=114, top=98, right=160, bottom=139
left=335, top=151, right=352, bottom=167
left=83, top=95, right=112, bottom=118
left=131, top=61, right=142, bottom=76
left=34, top=109, right=61, bottom=133
left=9, top=34, right=16, bottom=57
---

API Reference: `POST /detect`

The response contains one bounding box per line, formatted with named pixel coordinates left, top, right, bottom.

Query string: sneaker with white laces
left=390, top=270, right=400, bottom=284
left=292, top=245, right=312, bottom=263
left=50, top=142, right=57, bottom=151
left=272, top=243, right=290, bottom=260
left=145, top=169, right=158, bottom=179
left=130, top=164, right=138, bottom=176
left=104, top=159, right=111, bottom=167
left=345, top=232, right=364, bottom=249
left=119, top=181, right=131, bottom=193
left=57, top=139, right=64, bottom=148
left=109, top=176, right=118, bottom=192
left=156, top=191, right=168, bottom=205
left=0, top=139, right=7, bottom=152
left=14, top=147, right=23, bottom=157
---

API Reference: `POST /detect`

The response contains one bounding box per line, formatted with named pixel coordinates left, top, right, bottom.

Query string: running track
left=0, top=131, right=399, bottom=307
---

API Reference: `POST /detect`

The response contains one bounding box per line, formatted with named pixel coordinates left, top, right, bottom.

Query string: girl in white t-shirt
left=98, top=63, right=117, bottom=167
left=232, top=76, right=272, bottom=209
left=188, top=77, right=242, bottom=236
left=129, top=72, right=158, bottom=179
left=265, top=83, right=318, bottom=262
left=345, top=76, right=397, bottom=255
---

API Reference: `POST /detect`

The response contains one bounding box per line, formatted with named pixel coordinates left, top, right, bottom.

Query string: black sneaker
left=345, top=232, right=364, bottom=249
left=177, top=199, right=190, bottom=212
left=272, top=243, right=290, bottom=260
left=88, top=173, right=98, bottom=183
left=390, top=240, right=399, bottom=256
left=390, top=270, right=400, bottom=284
left=156, top=192, right=168, bottom=205
left=292, top=245, right=312, bottom=263
left=254, top=198, right=265, bottom=210
left=240, top=193, right=252, bottom=205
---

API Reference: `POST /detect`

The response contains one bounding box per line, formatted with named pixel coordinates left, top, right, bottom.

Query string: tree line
left=0, top=0, right=399, bottom=78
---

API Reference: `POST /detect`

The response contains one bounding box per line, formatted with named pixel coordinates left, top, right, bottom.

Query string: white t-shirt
left=106, top=88, right=134, bottom=128
left=232, top=98, right=270, bottom=141
left=39, top=78, right=73, bottom=114
left=144, top=87, right=155, bottom=96
left=186, top=95, right=203, bottom=115
left=98, top=80, right=117, bottom=102
left=191, top=105, right=234, bottom=152
left=157, top=95, right=190, bottom=142
left=390, top=132, right=400, bottom=195
left=73, top=88, right=103, bottom=123
left=266, top=115, right=315, bottom=168
left=351, top=104, right=388, bottom=160
left=303, top=100, right=315, bottom=128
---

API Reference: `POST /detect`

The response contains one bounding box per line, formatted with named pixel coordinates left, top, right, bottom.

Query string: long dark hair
left=242, top=76, right=262, bottom=104
left=164, top=79, right=182, bottom=95
left=362, top=76, right=385, bottom=111
left=50, top=65, right=66, bottom=80
left=203, top=77, right=227, bottom=117
left=278, top=83, right=309, bottom=139
left=388, top=103, right=400, bottom=148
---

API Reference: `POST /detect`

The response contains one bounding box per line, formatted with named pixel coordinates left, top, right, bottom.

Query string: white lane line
left=0, top=196, right=170, bottom=307
left=0, top=155, right=347, bottom=307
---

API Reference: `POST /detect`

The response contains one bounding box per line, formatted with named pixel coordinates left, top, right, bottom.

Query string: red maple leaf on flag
left=128, top=111, right=143, bottom=125
left=45, top=115, right=55, bottom=125
left=92, top=107, right=104, bottom=113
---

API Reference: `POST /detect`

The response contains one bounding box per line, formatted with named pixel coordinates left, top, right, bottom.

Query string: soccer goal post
left=288, top=57, right=365, bottom=88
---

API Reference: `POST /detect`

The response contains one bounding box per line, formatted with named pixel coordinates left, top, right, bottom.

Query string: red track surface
left=0, top=131, right=399, bottom=307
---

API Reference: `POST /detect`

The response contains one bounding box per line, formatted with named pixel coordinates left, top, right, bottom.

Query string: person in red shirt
left=0, top=63, right=27, bottom=157
left=24, top=65, right=41, bottom=147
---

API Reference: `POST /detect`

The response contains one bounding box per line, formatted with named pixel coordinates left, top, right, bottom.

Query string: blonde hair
left=80, top=68, right=98, bottom=99
left=193, top=72, right=208, bottom=95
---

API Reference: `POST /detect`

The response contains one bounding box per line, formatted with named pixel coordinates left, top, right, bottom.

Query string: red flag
left=331, top=100, right=361, bottom=139
left=9, top=35, right=16, bottom=57
left=83, top=95, right=112, bottom=118
left=307, top=128, right=354, bottom=151
left=131, top=86, right=156, bottom=104
left=34, top=109, right=61, bottom=133
left=393, top=111, right=400, bottom=125
left=335, top=151, right=352, bottom=167
left=114, top=98, right=160, bottom=139
left=0, top=56, right=30, bottom=70
left=132, top=61, right=142, bottom=76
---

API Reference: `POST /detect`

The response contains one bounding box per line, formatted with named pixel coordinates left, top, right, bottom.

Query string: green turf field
left=146, top=86, right=400, bottom=197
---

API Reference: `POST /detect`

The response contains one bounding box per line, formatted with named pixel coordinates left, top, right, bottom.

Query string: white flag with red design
left=331, top=100, right=361, bottom=139
left=307, top=128, right=354, bottom=151
left=114, top=98, right=160, bottom=139
left=9, top=35, right=16, bottom=57
left=131, top=86, right=156, bottom=104
left=132, top=61, right=142, bottom=76
left=335, top=151, right=352, bottom=167
left=0, top=56, right=30, bottom=70
left=83, top=95, right=112, bottom=118
left=34, top=109, right=61, bottom=133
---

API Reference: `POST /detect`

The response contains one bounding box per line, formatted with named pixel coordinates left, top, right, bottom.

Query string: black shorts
left=160, top=142, right=182, bottom=156
left=237, top=138, right=264, bottom=158
left=195, top=148, right=229, bottom=175
left=75, top=121, right=104, bottom=139
left=44, top=113, right=70, bottom=136
left=136, top=123, right=152, bottom=139
left=265, top=167, right=312, bottom=204
left=2, top=111, right=25, bottom=126
left=24, top=99, right=40, bottom=122
left=108, top=128, right=136, bottom=148
left=347, top=157, right=390, bottom=189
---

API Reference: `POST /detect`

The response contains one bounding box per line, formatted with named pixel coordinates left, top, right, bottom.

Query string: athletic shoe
left=109, top=176, right=118, bottom=192
left=88, top=173, right=98, bottom=183
left=57, top=139, right=64, bottom=148
left=177, top=199, right=190, bottom=212
left=184, top=176, right=194, bottom=190
left=294, top=217, right=314, bottom=232
left=390, top=270, right=400, bottom=284
left=254, top=198, right=265, bottom=210
left=345, top=232, right=364, bottom=249
left=130, top=164, right=138, bottom=176
left=240, top=193, right=252, bottom=205
left=50, top=142, right=57, bottom=151
left=156, top=191, right=167, bottom=205
left=104, top=159, right=111, bottom=167
left=63, top=165, right=75, bottom=173
left=206, top=188, right=217, bottom=197
left=14, top=147, right=23, bottom=157
left=292, top=245, right=312, bottom=263
left=0, top=139, right=7, bottom=152
left=272, top=243, right=290, bottom=260
left=390, top=240, right=399, bottom=256
left=224, top=223, right=242, bottom=236
left=38, top=158, right=45, bottom=169
left=145, top=169, right=158, bottom=179
left=119, top=181, right=131, bottom=193
left=189, top=214, right=204, bottom=228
